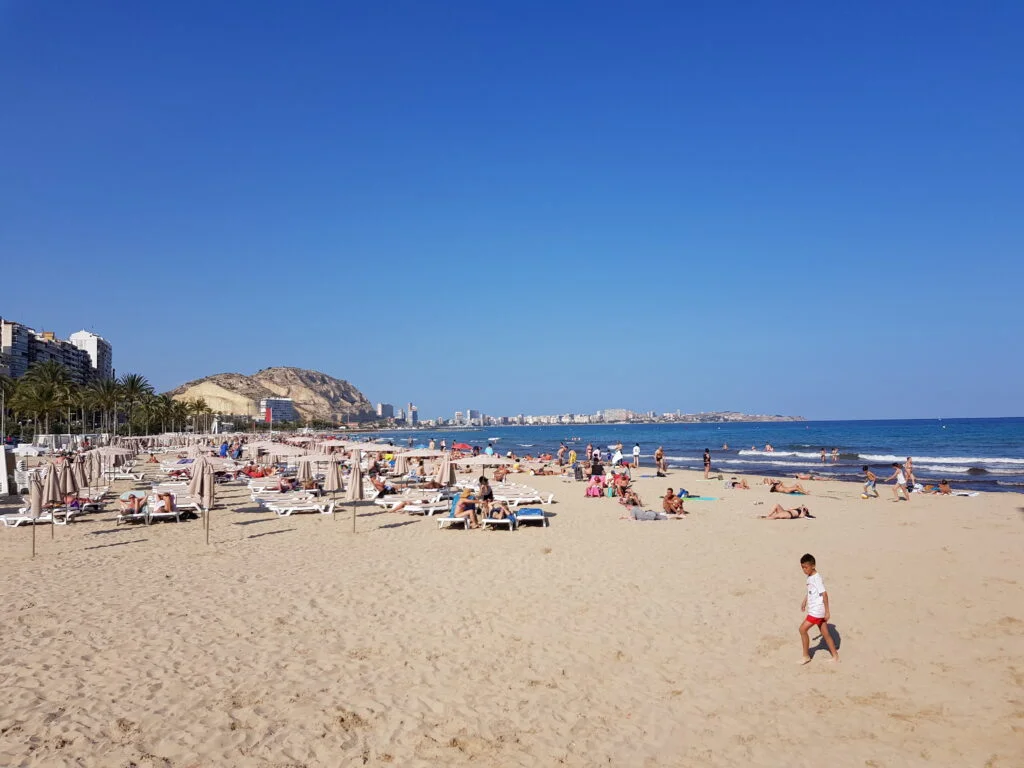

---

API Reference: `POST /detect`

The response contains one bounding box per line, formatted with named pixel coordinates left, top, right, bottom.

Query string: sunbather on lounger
left=488, top=501, right=514, bottom=519
left=153, top=493, right=176, bottom=514
left=371, top=476, right=397, bottom=499
left=760, top=504, right=815, bottom=519
left=119, top=494, right=147, bottom=515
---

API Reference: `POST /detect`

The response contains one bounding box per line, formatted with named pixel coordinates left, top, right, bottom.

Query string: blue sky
left=1, top=1, right=1021, bottom=420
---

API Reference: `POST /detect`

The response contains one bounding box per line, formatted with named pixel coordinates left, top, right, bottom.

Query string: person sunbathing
left=153, top=492, right=176, bottom=514
left=663, top=489, right=686, bottom=515
left=620, top=507, right=685, bottom=521
left=147, top=453, right=159, bottom=464
left=279, top=477, right=299, bottom=492
left=760, top=503, right=814, bottom=519
left=371, top=476, right=397, bottom=498
left=765, top=479, right=809, bottom=494
left=932, top=479, right=953, bottom=495
left=726, top=477, right=750, bottom=489
left=119, top=493, right=147, bottom=514
left=493, top=465, right=510, bottom=482
left=619, top=489, right=643, bottom=507
left=61, top=493, right=96, bottom=510
left=488, top=500, right=514, bottom=519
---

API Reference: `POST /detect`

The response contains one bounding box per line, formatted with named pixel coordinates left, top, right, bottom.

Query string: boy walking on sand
left=799, top=553, right=839, bottom=664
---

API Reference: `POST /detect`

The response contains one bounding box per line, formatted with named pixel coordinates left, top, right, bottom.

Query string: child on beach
left=799, top=553, right=839, bottom=663
left=885, top=462, right=911, bottom=501
left=861, top=466, right=879, bottom=498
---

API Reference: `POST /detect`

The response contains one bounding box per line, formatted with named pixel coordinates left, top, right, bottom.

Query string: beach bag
left=574, top=465, right=584, bottom=481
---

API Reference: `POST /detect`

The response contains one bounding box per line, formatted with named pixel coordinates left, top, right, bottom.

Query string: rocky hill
left=166, top=367, right=375, bottom=423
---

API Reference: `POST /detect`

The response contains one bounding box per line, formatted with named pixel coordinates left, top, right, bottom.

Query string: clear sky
left=1, top=2, right=1021, bottom=420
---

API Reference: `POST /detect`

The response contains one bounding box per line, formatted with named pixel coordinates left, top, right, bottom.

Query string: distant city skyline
left=2, top=4, right=1020, bottom=420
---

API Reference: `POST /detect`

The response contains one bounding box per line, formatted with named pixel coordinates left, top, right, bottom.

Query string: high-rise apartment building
left=1, top=319, right=113, bottom=385
left=69, top=330, right=114, bottom=381
left=376, top=402, right=395, bottom=419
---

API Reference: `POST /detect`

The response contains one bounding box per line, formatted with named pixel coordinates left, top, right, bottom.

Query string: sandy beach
left=1, top=462, right=1021, bottom=767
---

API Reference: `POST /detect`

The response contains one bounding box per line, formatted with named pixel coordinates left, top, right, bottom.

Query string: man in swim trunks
left=654, top=447, right=666, bottom=476
left=663, top=488, right=686, bottom=515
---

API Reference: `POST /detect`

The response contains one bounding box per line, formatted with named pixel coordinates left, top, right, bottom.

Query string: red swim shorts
left=805, top=615, right=826, bottom=626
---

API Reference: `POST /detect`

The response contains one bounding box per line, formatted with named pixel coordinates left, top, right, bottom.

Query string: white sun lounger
left=264, top=500, right=335, bottom=517
left=480, top=513, right=516, bottom=532
left=3, top=508, right=75, bottom=527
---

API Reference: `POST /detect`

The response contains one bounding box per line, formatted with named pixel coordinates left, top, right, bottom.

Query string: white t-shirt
left=806, top=573, right=827, bottom=618
left=633, top=445, right=640, bottom=457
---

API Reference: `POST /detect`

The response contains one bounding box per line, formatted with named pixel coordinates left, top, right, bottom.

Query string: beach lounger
left=437, top=494, right=470, bottom=530
left=480, top=510, right=517, bottom=532
left=105, top=468, right=145, bottom=482
left=116, top=502, right=152, bottom=526
left=2, top=508, right=74, bottom=528
left=512, top=507, right=548, bottom=527
left=265, top=500, right=335, bottom=517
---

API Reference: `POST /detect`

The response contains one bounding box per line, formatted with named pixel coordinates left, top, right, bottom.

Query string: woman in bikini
left=760, top=504, right=814, bottom=519
left=764, top=479, right=809, bottom=494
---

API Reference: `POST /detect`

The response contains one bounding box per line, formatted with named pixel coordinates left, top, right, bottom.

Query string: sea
left=356, top=418, right=1024, bottom=494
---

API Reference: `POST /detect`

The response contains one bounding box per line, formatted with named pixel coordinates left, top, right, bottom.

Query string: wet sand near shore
left=1, top=461, right=1021, bottom=766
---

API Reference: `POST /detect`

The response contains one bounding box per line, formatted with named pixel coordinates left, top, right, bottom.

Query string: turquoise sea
left=363, top=418, right=1024, bottom=493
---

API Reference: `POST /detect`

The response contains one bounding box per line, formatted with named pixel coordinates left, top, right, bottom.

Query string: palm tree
left=150, top=394, right=176, bottom=434
left=57, top=381, right=82, bottom=436
left=23, top=360, right=69, bottom=388
left=171, top=400, right=190, bottom=432
left=118, top=373, right=154, bottom=436
left=12, top=379, right=62, bottom=436
left=187, top=397, right=211, bottom=433
left=87, top=379, right=120, bottom=434
left=0, top=374, right=17, bottom=440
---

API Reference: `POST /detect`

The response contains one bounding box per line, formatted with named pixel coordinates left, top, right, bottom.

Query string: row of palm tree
left=0, top=361, right=216, bottom=439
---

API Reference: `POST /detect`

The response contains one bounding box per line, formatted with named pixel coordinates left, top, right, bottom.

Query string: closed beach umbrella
left=346, top=450, right=363, bottom=533
left=296, top=458, right=313, bottom=483
left=29, top=471, right=42, bottom=557
left=394, top=453, right=409, bottom=475
left=73, top=454, right=89, bottom=491
left=433, top=453, right=455, bottom=487
left=29, top=472, right=43, bottom=520
left=323, top=457, right=343, bottom=520
left=60, top=460, right=79, bottom=498
left=188, top=455, right=209, bottom=503
left=323, top=459, right=344, bottom=494
left=202, top=459, right=215, bottom=513
left=86, top=451, right=101, bottom=485
left=42, top=464, right=62, bottom=539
